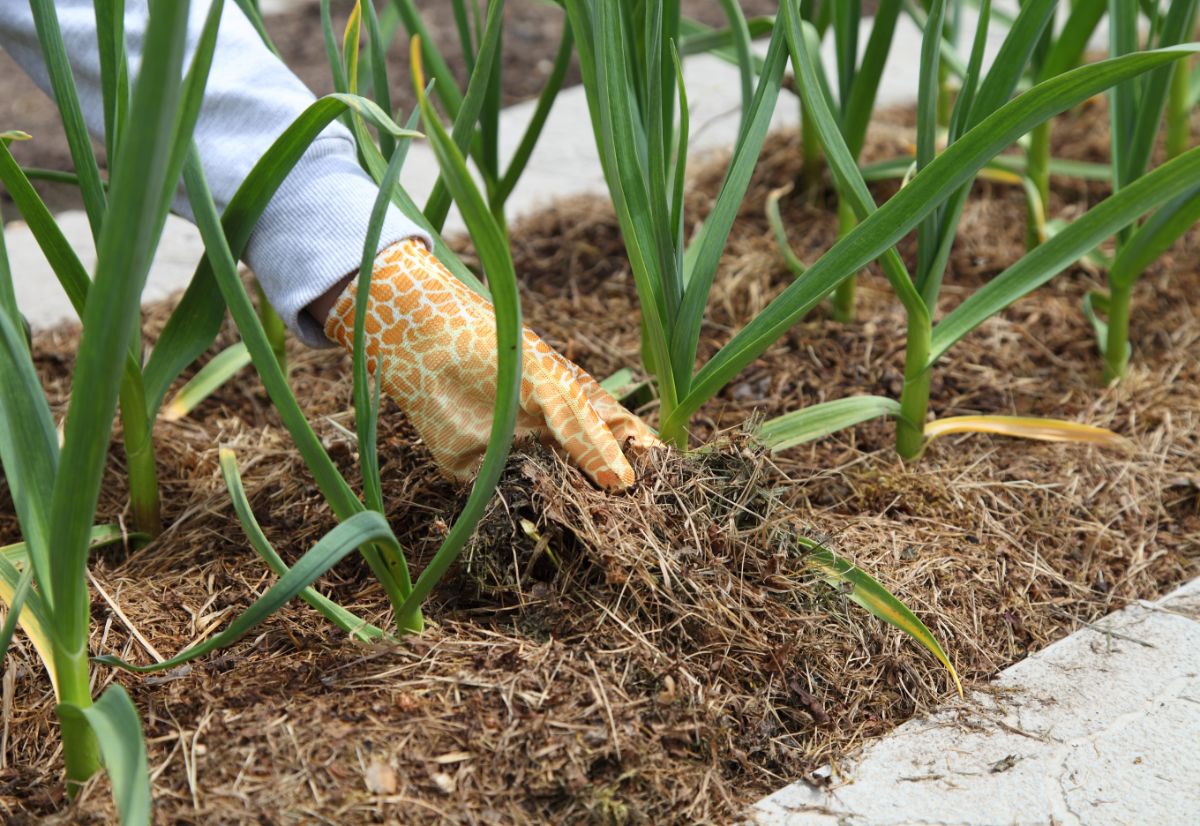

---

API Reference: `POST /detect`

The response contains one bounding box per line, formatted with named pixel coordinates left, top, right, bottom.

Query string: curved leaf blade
left=1, top=524, right=142, bottom=699
left=57, top=686, right=150, bottom=826
left=390, top=40, right=525, bottom=621
left=662, top=44, right=1200, bottom=434
left=802, top=538, right=962, bottom=696
left=0, top=311, right=59, bottom=596
left=423, top=0, right=506, bottom=231
left=931, top=146, right=1200, bottom=364
left=351, top=103, right=411, bottom=518
left=95, top=511, right=402, bottom=673
left=1082, top=290, right=1125, bottom=358
left=0, top=558, right=55, bottom=696
left=181, top=150, right=417, bottom=628
left=923, top=415, right=1130, bottom=448
left=48, top=0, right=192, bottom=626
left=27, top=0, right=108, bottom=238
left=218, top=449, right=390, bottom=642
left=672, top=23, right=790, bottom=392
left=757, top=396, right=901, bottom=451
left=1109, top=184, right=1200, bottom=289
left=160, top=343, right=252, bottom=422
left=143, top=93, right=424, bottom=417
left=765, top=184, right=808, bottom=277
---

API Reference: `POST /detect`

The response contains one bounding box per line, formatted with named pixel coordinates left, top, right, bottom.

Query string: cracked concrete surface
left=753, top=578, right=1200, bottom=826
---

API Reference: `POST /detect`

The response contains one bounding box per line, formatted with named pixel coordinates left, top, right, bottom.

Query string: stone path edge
left=753, top=578, right=1200, bottom=825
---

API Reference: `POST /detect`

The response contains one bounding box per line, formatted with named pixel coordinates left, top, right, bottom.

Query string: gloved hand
left=323, top=239, right=661, bottom=489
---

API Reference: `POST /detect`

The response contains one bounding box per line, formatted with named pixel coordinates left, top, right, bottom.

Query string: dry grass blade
left=923, top=415, right=1132, bottom=449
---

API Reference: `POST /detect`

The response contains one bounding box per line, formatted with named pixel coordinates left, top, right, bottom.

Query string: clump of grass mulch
left=2, top=103, right=1198, bottom=823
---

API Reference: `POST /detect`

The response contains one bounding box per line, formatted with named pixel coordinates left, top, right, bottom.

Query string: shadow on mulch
left=1, top=101, right=1198, bottom=823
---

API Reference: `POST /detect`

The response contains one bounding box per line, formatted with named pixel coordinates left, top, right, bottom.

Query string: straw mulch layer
left=2, top=102, right=1198, bottom=823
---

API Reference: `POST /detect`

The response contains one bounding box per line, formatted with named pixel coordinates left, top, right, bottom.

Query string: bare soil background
left=1, top=99, right=1197, bottom=823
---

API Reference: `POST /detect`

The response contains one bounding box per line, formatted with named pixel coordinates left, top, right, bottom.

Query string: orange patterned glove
left=324, top=239, right=661, bottom=489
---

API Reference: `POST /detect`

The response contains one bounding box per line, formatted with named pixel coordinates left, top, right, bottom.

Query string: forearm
left=0, top=0, right=430, bottom=345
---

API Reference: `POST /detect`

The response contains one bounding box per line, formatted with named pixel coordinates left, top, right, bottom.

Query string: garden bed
left=2, top=104, right=1198, bottom=823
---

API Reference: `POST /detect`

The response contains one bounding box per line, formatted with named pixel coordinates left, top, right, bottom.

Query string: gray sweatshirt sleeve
left=0, top=0, right=432, bottom=347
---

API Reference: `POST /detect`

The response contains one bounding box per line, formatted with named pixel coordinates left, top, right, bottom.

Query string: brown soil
left=2, top=102, right=1199, bottom=822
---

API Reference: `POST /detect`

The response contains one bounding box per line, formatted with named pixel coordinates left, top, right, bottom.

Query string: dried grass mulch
left=1, top=101, right=1198, bottom=823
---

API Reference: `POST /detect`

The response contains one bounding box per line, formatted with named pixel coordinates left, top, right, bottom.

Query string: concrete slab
left=4, top=212, right=205, bottom=330
left=257, top=0, right=307, bottom=14
left=753, top=578, right=1200, bottom=826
